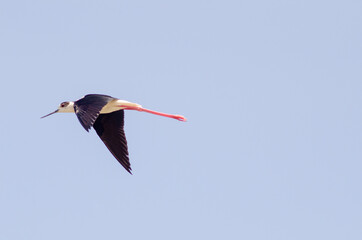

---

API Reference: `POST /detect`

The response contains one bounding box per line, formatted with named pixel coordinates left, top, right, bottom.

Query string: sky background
left=1, top=0, right=362, bottom=239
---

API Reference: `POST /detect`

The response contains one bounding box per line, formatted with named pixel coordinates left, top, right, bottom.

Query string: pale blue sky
left=1, top=1, right=362, bottom=239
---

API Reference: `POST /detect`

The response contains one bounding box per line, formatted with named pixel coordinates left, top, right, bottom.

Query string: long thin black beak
left=41, top=110, right=58, bottom=119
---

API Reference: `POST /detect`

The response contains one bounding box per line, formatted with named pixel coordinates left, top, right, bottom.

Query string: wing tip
left=124, top=162, right=132, bottom=174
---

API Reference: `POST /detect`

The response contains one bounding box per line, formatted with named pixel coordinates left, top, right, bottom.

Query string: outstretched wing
left=74, top=94, right=114, bottom=131
left=93, top=110, right=131, bottom=174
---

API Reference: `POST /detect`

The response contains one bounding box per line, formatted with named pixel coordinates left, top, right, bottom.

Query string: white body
left=101, top=100, right=142, bottom=114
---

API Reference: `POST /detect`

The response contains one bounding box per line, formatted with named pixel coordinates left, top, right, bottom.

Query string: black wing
left=74, top=94, right=114, bottom=131
left=93, top=110, right=131, bottom=174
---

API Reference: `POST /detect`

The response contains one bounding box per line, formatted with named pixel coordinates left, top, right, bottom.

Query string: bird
left=41, top=94, right=186, bottom=174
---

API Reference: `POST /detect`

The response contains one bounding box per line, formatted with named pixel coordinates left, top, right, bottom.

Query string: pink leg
left=120, top=106, right=187, bottom=122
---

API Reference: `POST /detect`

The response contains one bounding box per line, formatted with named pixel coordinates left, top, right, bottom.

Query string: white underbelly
left=100, top=99, right=142, bottom=114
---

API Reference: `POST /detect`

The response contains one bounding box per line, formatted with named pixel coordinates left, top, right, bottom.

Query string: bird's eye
left=60, top=102, right=67, bottom=108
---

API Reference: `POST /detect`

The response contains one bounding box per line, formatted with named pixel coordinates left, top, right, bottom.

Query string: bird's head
left=57, top=101, right=75, bottom=113
left=41, top=101, right=75, bottom=118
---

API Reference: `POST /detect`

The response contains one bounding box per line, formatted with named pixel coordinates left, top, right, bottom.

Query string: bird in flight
left=41, top=94, right=186, bottom=174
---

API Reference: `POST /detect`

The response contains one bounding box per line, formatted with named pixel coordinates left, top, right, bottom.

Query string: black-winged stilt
left=41, top=94, right=186, bottom=174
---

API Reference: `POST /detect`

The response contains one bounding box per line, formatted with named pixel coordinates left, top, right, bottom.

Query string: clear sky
left=1, top=0, right=362, bottom=239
